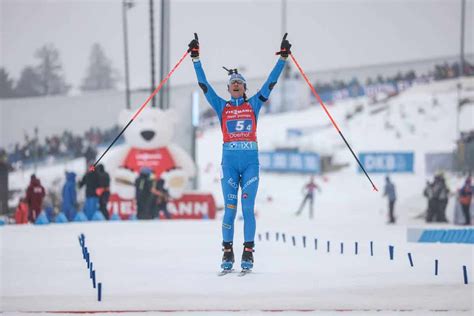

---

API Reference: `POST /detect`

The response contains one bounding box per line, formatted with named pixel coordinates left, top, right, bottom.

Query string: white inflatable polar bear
left=103, top=107, right=196, bottom=200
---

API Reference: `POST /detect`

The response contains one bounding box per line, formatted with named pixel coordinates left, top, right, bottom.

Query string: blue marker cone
left=110, top=213, right=121, bottom=221
left=91, top=211, right=106, bottom=221
left=34, top=211, right=49, bottom=225
left=54, top=212, right=68, bottom=223
left=73, top=211, right=88, bottom=222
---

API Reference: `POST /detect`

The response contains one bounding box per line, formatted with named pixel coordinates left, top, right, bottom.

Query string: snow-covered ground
left=2, top=78, right=473, bottom=315
left=1, top=220, right=472, bottom=315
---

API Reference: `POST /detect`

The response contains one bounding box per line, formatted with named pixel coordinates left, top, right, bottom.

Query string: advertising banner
left=358, top=152, right=414, bottom=173
left=260, top=151, right=320, bottom=174
left=107, top=193, right=216, bottom=220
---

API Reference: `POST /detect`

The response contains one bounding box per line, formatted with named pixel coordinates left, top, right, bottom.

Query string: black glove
left=276, top=33, right=291, bottom=58
left=187, top=33, right=199, bottom=58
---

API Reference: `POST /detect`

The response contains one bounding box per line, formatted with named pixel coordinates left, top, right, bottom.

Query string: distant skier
left=295, top=176, right=321, bottom=219
left=458, top=176, right=472, bottom=225
left=189, top=33, right=291, bottom=272
left=383, top=175, right=397, bottom=224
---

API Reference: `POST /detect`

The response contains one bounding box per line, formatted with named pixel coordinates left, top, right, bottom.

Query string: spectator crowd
left=423, top=173, right=473, bottom=225
left=2, top=125, right=122, bottom=169
left=311, top=60, right=474, bottom=102
left=14, top=164, right=175, bottom=224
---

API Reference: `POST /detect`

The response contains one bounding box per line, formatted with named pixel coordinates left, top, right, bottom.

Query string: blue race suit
left=193, top=58, right=286, bottom=242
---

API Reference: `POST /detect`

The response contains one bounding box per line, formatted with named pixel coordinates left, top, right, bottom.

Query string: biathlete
left=188, top=33, right=292, bottom=271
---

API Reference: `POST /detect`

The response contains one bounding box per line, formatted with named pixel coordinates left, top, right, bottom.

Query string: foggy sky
left=1, top=0, right=473, bottom=94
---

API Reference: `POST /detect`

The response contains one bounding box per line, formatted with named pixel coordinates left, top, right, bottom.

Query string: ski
left=237, top=269, right=252, bottom=277
left=217, top=269, right=234, bottom=276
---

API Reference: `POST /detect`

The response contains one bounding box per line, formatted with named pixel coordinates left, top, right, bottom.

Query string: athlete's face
left=228, top=79, right=245, bottom=99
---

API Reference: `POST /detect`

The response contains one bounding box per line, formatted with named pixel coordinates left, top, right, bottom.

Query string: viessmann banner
left=358, top=152, right=414, bottom=173
left=107, top=193, right=216, bottom=220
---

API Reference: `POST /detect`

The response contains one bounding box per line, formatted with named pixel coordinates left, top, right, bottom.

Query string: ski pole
left=289, top=53, right=378, bottom=192
left=91, top=49, right=190, bottom=170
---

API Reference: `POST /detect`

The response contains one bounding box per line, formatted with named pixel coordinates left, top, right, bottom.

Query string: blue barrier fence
left=409, top=228, right=474, bottom=244
left=418, top=229, right=474, bottom=244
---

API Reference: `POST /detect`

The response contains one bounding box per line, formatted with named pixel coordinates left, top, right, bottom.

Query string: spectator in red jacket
left=26, top=174, right=46, bottom=222
left=15, top=197, right=29, bottom=224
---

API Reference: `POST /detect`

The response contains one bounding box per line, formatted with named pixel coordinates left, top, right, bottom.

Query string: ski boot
left=221, top=241, right=234, bottom=271
left=241, top=241, right=255, bottom=270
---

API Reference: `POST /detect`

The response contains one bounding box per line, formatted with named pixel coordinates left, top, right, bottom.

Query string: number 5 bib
left=221, top=102, right=257, bottom=143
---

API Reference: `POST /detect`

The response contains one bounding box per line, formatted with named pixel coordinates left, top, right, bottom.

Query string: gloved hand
left=276, top=33, right=291, bottom=58
left=187, top=33, right=199, bottom=59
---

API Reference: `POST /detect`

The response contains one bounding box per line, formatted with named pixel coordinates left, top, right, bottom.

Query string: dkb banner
left=358, top=152, right=414, bottom=173
left=259, top=151, right=320, bottom=174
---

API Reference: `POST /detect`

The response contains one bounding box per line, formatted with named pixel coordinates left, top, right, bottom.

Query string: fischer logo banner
left=108, top=193, right=216, bottom=219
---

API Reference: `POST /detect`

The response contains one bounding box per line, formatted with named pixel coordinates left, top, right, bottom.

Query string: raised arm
left=193, top=60, right=226, bottom=115
left=249, top=33, right=292, bottom=116
left=188, top=33, right=226, bottom=118
left=249, top=58, right=286, bottom=114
